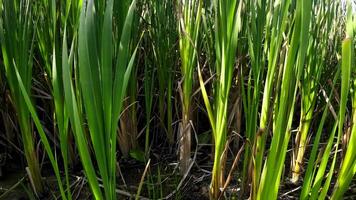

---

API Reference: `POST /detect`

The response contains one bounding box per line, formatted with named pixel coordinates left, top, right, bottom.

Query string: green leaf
left=130, top=149, right=146, bottom=162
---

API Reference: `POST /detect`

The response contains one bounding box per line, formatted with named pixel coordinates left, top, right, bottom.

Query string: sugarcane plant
left=177, top=0, right=202, bottom=175
left=197, top=0, right=243, bottom=198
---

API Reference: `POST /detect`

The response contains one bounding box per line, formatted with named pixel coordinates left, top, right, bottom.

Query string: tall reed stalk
left=252, top=0, right=291, bottom=198
left=311, top=35, right=351, bottom=200
left=1, top=1, right=71, bottom=198
left=119, top=9, right=140, bottom=155
left=240, top=0, right=266, bottom=194
left=198, top=0, right=242, bottom=198
left=62, top=0, right=138, bottom=199
left=177, top=0, right=202, bottom=174
left=291, top=0, right=337, bottom=182
left=143, top=29, right=155, bottom=156
left=0, top=0, right=43, bottom=194
left=299, top=66, right=339, bottom=200
left=331, top=1, right=356, bottom=198
left=257, top=1, right=312, bottom=199
left=298, top=3, right=342, bottom=198
left=150, top=0, right=177, bottom=145
left=35, top=0, right=80, bottom=197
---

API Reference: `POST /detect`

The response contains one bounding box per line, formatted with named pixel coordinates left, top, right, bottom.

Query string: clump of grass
left=1, top=0, right=355, bottom=199
left=177, top=0, right=202, bottom=174
left=197, top=0, right=243, bottom=198
left=257, top=0, right=312, bottom=199
left=62, top=0, right=138, bottom=198
left=251, top=1, right=291, bottom=197
left=303, top=34, right=349, bottom=200
left=291, top=0, right=338, bottom=182
left=149, top=0, right=177, bottom=146
left=298, top=66, right=339, bottom=200
left=0, top=0, right=43, bottom=194
left=35, top=0, right=78, bottom=197
left=240, top=0, right=267, bottom=195
left=331, top=1, right=356, bottom=198
left=1, top=1, right=70, bottom=197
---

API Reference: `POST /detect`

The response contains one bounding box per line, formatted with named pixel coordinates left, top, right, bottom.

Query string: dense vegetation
left=0, top=0, right=355, bottom=199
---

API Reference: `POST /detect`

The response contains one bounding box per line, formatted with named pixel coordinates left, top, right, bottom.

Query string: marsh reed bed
left=0, top=0, right=355, bottom=199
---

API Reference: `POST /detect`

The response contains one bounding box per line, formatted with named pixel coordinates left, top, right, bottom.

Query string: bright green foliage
left=62, top=0, right=138, bottom=199
left=178, top=0, right=202, bottom=174
left=331, top=1, right=356, bottom=197
left=197, top=0, right=243, bottom=198
left=298, top=7, right=352, bottom=197
left=149, top=0, right=177, bottom=145
left=13, top=53, right=68, bottom=199
left=241, top=0, right=267, bottom=195
left=257, top=1, right=312, bottom=199
left=252, top=1, right=291, bottom=197
left=0, top=0, right=43, bottom=194
left=324, top=37, right=352, bottom=200
left=35, top=0, right=79, bottom=197
left=0, top=1, right=72, bottom=198
left=1, top=0, right=356, bottom=199
left=299, top=70, right=339, bottom=200
left=292, top=0, right=338, bottom=183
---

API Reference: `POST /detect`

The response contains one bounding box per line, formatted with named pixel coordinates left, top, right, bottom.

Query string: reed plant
left=240, top=0, right=266, bottom=195
left=35, top=0, right=80, bottom=197
left=143, top=32, right=155, bottom=156
left=299, top=68, right=339, bottom=200
left=1, top=1, right=71, bottom=198
left=0, top=0, right=43, bottom=194
left=119, top=6, right=141, bottom=156
left=149, top=0, right=177, bottom=145
left=291, top=0, right=338, bottom=183
left=139, top=1, right=156, bottom=155
left=303, top=32, right=350, bottom=200
left=251, top=0, right=291, bottom=197
left=2, top=0, right=356, bottom=199
left=62, top=0, right=138, bottom=199
left=298, top=2, right=342, bottom=199
left=177, top=0, right=202, bottom=174
left=257, top=1, right=312, bottom=199
left=331, top=1, right=356, bottom=198
left=198, top=0, right=242, bottom=198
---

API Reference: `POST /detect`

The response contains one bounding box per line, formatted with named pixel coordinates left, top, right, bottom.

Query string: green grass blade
left=13, top=63, right=67, bottom=199
left=62, top=28, right=103, bottom=200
